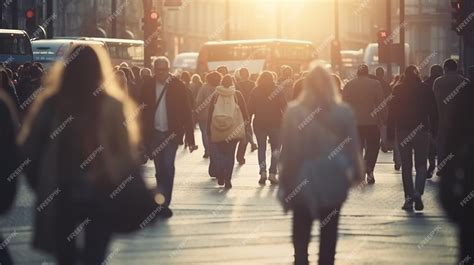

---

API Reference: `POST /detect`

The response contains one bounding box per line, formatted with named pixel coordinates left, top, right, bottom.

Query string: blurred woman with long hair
left=18, top=45, right=141, bottom=264
left=279, top=63, right=363, bottom=265
left=247, top=71, right=286, bottom=185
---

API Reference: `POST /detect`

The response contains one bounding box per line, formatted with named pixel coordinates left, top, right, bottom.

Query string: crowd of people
left=1, top=43, right=473, bottom=265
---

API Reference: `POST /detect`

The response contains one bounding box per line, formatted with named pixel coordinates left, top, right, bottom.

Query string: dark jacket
left=0, top=93, right=19, bottom=215
left=387, top=79, right=438, bottom=141
left=247, top=85, right=287, bottom=130
left=140, top=75, right=195, bottom=148
left=236, top=80, right=255, bottom=103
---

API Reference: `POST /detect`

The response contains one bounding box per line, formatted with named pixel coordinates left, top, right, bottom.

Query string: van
left=32, top=39, right=105, bottom=69
left=0, top=29, right=33, bottom=70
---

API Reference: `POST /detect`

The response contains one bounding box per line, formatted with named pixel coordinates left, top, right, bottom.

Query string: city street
left=1, top=131, right=458, bottom=265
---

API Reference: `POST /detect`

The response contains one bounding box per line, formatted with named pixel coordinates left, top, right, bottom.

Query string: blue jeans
left=198, top=121, right=209, bottom=154
left=150, top=130, right=178, bottom=207
left=254, top=127, right=281, bottom=174
left=209, top=140, right=238, bottom=181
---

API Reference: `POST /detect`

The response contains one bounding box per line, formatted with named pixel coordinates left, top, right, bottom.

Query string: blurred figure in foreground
left=18, top=45, right=145, bottom=264
left=437, top=63, right=474, bottom=263
left=247, top=71, right=286, bottom=185
left=0, top=71, right=20, bottom=265
left=387, top=65, right=437, bottom=211
left=343, top=64, right=385, bottom=184
left=279, top=63, right=363, bottom=265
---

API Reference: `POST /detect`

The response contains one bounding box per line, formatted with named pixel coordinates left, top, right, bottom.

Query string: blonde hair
left=298, top=61, right=341, bottom=108
left=18, top=44, right=140, bottom=186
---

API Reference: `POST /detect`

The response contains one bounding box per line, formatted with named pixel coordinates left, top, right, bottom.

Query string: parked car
left=0, top=29, right=33, bottom=70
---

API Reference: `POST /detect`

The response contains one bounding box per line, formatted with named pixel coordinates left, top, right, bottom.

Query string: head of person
left=180, top=71, right=191, bottom=84
left=153, top=56, right=171, bottom=83
left=375, top=67, right=385, bottom=80
left=280, top=65, right=293, bottom=80
left=239, top=68, right=250, bottom=81
left=357, top=64, right=369, bottom=77
left=131, top=66, right=141, bottom=81
left=140, top=68, right=152, bottom=78
left=205, top=71, right=222, bottom=87
left=403, top=65, right=421, bottom=84
left=257, top=71, right=275, bottom=92
left=119, top=62, right=129, bottom=69
left=115, top=70, right=128, bottom=91
left=221, top=74, right=233, bottom=88
left=429, top=64, right=443, bottom=79
left=443, top=59, right=458, bottom=74
left=191, top=74, right=202, bottom=85
left=300, top=61, right=340, bottom=108
left=216, top=65, right=229, bottom=76
left=119, top=66, right=135, bottom=84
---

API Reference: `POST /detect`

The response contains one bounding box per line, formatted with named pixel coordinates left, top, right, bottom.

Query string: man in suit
left=140, top=57, right=196, bottom=218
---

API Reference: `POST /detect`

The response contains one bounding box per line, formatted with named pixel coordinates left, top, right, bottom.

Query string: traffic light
left=377, top=30, right=390, bottom=64
left=143, top=10, right=163, bottom=66
left=25, top=8, right=37, bottom=35
left=330, top=40, right=342, bottom=69
left=451, top=0, right=464, bottom=35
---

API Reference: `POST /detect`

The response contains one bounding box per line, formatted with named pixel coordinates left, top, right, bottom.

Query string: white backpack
left=211, top=94, right=245, bottom=143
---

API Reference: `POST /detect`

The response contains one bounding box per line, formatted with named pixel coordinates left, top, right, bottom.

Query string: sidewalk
left=1, top=131, right=458, bottom=265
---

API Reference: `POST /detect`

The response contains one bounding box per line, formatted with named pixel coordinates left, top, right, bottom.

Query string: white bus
left=82, top=37, right=144, bottom=67
left=196, top=39, right=317, bottom=75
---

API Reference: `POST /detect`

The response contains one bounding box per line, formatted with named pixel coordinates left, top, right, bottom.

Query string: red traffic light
left=379, top=31, right=388, bottom=38
left=150, top=11, right=159, bottom=20
left=25, top=9, right=35, bottom=19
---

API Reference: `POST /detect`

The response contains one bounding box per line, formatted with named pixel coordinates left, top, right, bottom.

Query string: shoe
left=268, top=174, right=279, bottom=185
left=258, top=172, right=267, bottom=185
left=394, top=164, right=401, bottom=171
left=366, top=172, right=375, bottom=185
left=217, top=177, right=225, bottom=186
left=414, top=196, right=424, bottom=211
left=250, top=144, right=258, bottom=152
left=402, top=198, right=414, bottom=211
left=203, top=152, right=210, bottom=159
left=237, top=158, right=246, bottom=165
left=427, top=165, right=435, bottom=179
left=157, top=207, right=173, bottom=218
left=224, top=180, right=232, bottom=189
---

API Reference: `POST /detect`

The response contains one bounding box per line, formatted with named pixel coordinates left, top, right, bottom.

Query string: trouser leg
left=365, top=125, right=381, bottom=174
left=293, top=207, right=312, bottom=265
left=413, top=132, right=429, bottom=196
left=318, top=207, right=341, bottom=265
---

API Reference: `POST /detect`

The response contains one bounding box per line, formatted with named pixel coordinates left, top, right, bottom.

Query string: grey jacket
left=279, top=102, right=364, bottom=217
left=194, top=83, right=216, bottom=123
left=343, top=76, right=386, bottom=126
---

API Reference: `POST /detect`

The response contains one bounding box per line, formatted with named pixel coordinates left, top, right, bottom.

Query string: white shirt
left=154, top=80, right=169, bottom=131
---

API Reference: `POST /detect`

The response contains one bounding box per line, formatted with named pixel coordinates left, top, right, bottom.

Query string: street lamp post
left=386, top=0, right=392, bottom=79
left=111, top=0, right=117, bottom=38
left=400, top=0, right=406, bottom=73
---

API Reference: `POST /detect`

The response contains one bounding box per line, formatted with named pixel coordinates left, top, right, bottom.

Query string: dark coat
left=387, top=80, right=438, bottom=141
left=0, top=93, right=19, bottom=215
left=247, top=85, right=287, bottom=130
left=140, top=75, right=195, bottom=148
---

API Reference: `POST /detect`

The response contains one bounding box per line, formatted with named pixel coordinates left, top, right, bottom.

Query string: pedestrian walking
left=342, top=64, right=385, bottom=184
left=278, top=65, right=294, bottom=102
left=195, top=71, right=221, bottom=159
left=247, top=71, right=286, bottom=185
left=438, top=68, right=474, bottom=263
left=235, top=67, right=258, bottom=164
left=387, top=65, right=438, bottom=211
left=140, top=56, right=197, bottom=217
left=433, top=59, right=470, bottom=165
left=0, top=79, right=20, bottom=265
left=423, top=64, right=443, bottom=178
left=18, top=45, right=154, bottom=264
left=279, top=63, right=364, bottom=265
left=208, top=75, right=249, bottom=189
